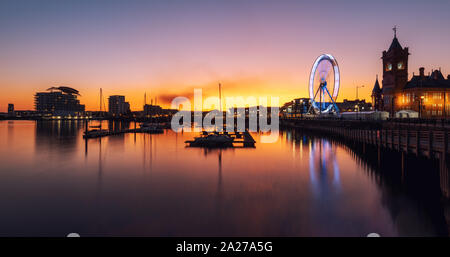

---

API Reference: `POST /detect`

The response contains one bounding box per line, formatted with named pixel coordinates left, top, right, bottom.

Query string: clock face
left=386, top=63, right=392, bottom=71
left=397, top=62, right=404, bottom=70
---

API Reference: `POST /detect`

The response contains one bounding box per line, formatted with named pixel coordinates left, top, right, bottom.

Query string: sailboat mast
left=219, top=83, right=222, bottom=112
left=100, top=88, right=103, bottom=112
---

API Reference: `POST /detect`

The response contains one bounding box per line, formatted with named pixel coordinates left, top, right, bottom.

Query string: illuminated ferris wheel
left=308, top=54, right=340, bottom=114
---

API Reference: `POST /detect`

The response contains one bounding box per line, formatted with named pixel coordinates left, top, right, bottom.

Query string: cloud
left=155, top=75, right=271, bottom=105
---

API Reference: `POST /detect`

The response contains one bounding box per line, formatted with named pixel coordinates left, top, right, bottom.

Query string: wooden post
left=406, top=129, right=409, bottom=153
left=445, top=130, right=448, bottom=156
left=377, top=146, right=381, bottom=167
left=441, top=131, right=450, bottom=198
left=391, top=129, right=394, bottom=149
left=416, top=130, right=420, bottom=156
left=401, top=151, right=405, bottom=183
left=440, top=154, right=450, bottom=199
left=84, top=119, right=88, bottom=156
left=379, top=129, right=382, bottom=147
left=429, top=130, right=432, bottom=157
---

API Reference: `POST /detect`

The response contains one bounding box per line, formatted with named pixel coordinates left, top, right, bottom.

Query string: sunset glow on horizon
left=1, top=0, right=450, bottom=112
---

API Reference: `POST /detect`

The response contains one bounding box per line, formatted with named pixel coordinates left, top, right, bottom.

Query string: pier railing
left=281, top=118, right=450, bottom=198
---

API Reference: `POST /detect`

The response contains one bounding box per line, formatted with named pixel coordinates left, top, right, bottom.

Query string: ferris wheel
left=308, top=54, right=340, bottom=114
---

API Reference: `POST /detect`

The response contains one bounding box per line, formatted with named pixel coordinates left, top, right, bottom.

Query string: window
left=386, top=63, right=392, bottom=71
left=432, top=93, right=442, bottom=99
left=397, top=62, right=404, bottom=70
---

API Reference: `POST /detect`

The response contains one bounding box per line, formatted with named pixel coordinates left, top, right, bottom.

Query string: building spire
left=372, top=75, right=381, bottom=96
left=393, top=25, right=397, bottom=38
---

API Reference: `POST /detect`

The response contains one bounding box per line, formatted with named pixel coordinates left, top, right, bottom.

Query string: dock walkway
left=185, top=131, right=256, bottom=148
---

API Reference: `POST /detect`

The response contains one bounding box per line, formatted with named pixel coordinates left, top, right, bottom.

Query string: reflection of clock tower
left=381, top=27, right=409, bottom=114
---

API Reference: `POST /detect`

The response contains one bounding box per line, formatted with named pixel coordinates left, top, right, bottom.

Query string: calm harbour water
left=0, top=120, right=448, bottom=236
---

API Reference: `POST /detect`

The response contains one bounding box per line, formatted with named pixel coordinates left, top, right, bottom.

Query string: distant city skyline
left=1, top=0, right=450, bottom=112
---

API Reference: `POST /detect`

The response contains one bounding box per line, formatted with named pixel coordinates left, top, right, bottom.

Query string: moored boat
left=186, top=132, right=234, bottom=147
left=83, top=129, right=110, bottom=138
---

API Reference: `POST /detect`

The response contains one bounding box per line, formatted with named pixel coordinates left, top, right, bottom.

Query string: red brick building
left=372, top=33, right=450, bottom=118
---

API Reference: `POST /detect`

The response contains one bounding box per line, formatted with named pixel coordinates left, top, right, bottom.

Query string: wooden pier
left=185, top=131, right=256, bottom=148
left=235, top=131, right=256, bottom=148
left=281, top=118, right=450, bottom=199
left=83, top=127, right=163, bottom=139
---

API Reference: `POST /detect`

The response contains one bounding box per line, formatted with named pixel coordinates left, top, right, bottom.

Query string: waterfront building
left=14, top=110, right=39, bottom=118
left=34, top=86, right=85, bottom=117
left=280, top=98, right=371, bottom=117
left=336, top=99, right=372, bottom=112
left=108, top=95, right=130, bottom=116
left=143, top=104, right=163, bottom=117
left=7, top=104, right=14, bottom=117
left=280, top=98, right=311, bottom=118
left=398, top=68, right=450, bottom=118
left=371, top=76, right=382, bottom=111
left=373, top=31, right=450, bottom=118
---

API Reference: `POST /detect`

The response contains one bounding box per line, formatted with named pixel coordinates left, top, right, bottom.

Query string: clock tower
left=381, top=27, right=409, bottom=115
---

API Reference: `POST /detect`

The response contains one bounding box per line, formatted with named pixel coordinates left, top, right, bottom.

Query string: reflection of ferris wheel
left=308, top=54, right=340, bottom=114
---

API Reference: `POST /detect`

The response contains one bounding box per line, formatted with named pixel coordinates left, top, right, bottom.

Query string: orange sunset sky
left=1, top=0, right=450, bottom=112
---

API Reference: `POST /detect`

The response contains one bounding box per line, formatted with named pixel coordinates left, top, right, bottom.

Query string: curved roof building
left=46, top=86, right=80, bottom=95
left=35, top=86, right=84, bottom=116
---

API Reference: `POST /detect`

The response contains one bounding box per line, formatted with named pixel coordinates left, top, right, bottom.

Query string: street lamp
left=355, top=104, right=360, bottom=119
left=391, top=96, right=396, bottom=117
left=420, top=95, right=425, bottom=119
left=300, top=99, right=304, bottom=119
left=356, top=85, right=365, bottom=100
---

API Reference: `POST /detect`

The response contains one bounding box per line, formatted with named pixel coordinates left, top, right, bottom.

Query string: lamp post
left=391, top=96, right=396, bottom=118
left=355, top=104, right=360, bottom=119
left=356, top=85, right=365, bottom=100
left=300, top=99, right=304, bottom=119
left=420, top=95, right=424, bottom=119
left=444, top=90, right=446, bottom=119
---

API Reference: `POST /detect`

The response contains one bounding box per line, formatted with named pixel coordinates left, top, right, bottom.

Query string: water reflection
left=35, top=120, right=83, bottom=158
left=282, top=128, right=448, bottom=236
left=7, top=121, right=14, bottom=147
left=96, top=137, right=104, bottom=199
left=214, top=149, right=224, bottom=232
left=0, top=120, right=447, bottom=236
left=343, top=142, right=449, bottom=236
left=308, top=139, right=341, bottom=196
